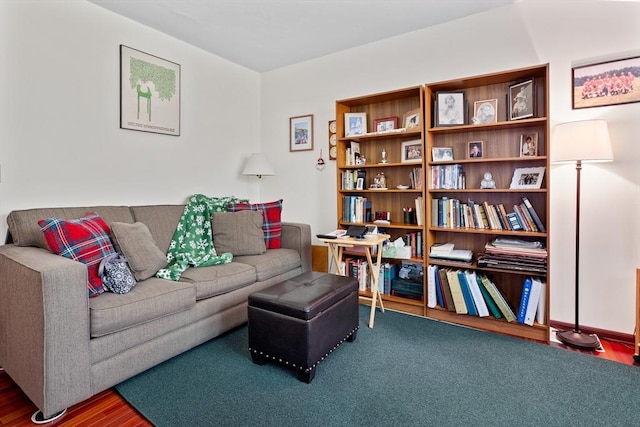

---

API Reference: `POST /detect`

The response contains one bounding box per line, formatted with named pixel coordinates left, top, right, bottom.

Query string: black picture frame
left=508, top=79, right=534, bottom=121
left=435, top=92, right=465, bottom=126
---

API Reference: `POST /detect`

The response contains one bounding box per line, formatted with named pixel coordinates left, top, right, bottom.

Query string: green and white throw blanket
left=156, top=194, right=248, bottom=281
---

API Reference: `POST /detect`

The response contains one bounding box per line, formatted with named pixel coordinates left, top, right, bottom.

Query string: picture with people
left=437, top=92, right=464, bottom=126
left=572, top=55, right=640, bottom=109
left=509, top=80, right=534, bottom=120
left=520, top=133, right=538, bottom=157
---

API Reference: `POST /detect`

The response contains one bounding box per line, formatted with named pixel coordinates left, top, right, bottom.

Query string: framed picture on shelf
left=436, top=92, right=465, bottom=126
left=373, top=116, right=398, bottom=132
left=401, top=140, right=422, bottom=163
left=344, top=112, right=367, bottom=136
left=572, top=55, right=640, bottom=109
left=289, top=114, right=314, bottom=151
left=432, top=147, right=453, bottom=162
left=356, top=177, right=365, bottom=190
left=519, top=133, right=538, bottom=157
left=472, top=99, right=498, bottom=124
left=509, top=166, right=545, bottom=189
left=402, top=109, right=421, bottom=129
left=509, top=79, right=534, bottom=120
left=468, top=141, right=483, bottom=158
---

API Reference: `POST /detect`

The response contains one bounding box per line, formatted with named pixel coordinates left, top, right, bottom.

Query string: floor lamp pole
left=556, top=160, right=599, bottom=350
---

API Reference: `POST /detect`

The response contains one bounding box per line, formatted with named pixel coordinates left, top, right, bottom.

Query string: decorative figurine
left=380, top=148, right=388, bottom=164
left=480, top=171, right=496, bottom=189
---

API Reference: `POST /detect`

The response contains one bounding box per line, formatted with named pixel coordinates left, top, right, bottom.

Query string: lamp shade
left=551, top=119, right=613, bottom=163
left=242, top=153, right=275, bottom=178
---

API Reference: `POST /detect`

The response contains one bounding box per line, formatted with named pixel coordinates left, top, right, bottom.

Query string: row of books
left=477, top=238, right=548, bottom=274
left=339, top=260, right=397, bottom=295
left=426, top=266, right=546, bottom=325
left=409, top=167, right=423, bottom=191
left=341, top=195, right=371, bottom=223
left=341, top=169, right=367, bottom=191
left=430, top=164, right=465, bottom=189
left=430, top=196, right=545, bottom=232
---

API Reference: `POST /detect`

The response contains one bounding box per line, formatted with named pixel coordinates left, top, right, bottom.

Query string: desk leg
left=327, top=244, right=343, bottom=276
left=366, top=245, right=385, bottom=328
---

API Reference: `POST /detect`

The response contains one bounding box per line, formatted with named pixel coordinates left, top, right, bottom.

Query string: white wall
left=261, top=1, right=640, bottom=333
left=0, top=0, right=262, bottom=240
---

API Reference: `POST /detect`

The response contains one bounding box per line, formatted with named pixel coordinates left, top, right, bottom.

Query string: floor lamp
left=552, top=119, right=613, bottom=350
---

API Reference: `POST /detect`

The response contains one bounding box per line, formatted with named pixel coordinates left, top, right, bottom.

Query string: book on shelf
left=429, top=242, right=473, bottom=263
left=475, top=274, right=502, bottom=319
left=524, top=277, right=542, bottom=326
left=517, top=277, right=533, bottom=324
left=427, top=265, right=438, bottom=308
left=437, top=268, right=455, bottom=311
left=457, top=270, right=478, bottom=316
left=446, top=269, right=467, bottom=314
left=535, top=277, right=546, bottom=324
left=521, top=196, right=546, bottom=232
left=478, top=274, right=516, bottom=322
left=464, top=270, right=489, bottom=317
left=414, top=196, right=424, bottom=226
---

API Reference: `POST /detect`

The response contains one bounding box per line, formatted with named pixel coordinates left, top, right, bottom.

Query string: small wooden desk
left=318, top=234, right=390, bottom=328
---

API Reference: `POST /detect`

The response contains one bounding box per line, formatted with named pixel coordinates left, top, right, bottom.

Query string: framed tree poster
left=120, top=45, right=181, bottom=136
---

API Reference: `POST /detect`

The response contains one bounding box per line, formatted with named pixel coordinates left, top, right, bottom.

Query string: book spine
left=522, top=196, right=546, bottom=232
left=517, top=277, right=533, bottom=323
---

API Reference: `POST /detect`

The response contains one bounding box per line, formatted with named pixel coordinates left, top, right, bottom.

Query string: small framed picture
left=473, top=99, right=498, bottom=124
left=436, top=92, right=465, bottom=126
left=356, top=177, right=365, bottom=190
left=289, top=114, right=314, bottom=152
left=373, top=116, right=398, bottom=132
left=509, top=166, right=546, bottom=189
left=402, top=109, right=421, bottom=130
left=432, top=147, right=454, bottom=162
left=401, top=140, right=422, bottom=163
left=468, top=141, right=484, bottom=159
left=509, top=79, right=534, bottom=120
left=345, top=112, right=367, bottom=136
left=572, top=55, right=640, bottom=109
left=520, top=133, right=538, bottom=157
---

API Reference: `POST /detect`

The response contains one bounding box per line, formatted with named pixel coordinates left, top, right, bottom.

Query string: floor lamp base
left=556, top=330, right=599, bottom=350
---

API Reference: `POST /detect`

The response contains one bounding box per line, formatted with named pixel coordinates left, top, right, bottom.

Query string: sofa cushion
left=89, top=277, right=195, bottom=337
left=211, top=210, right=266, bottom=256
left=227, top=199, right=283, bottom=249
left=129, top=205, right=185, bottom=254
left=38, top=212, right=116, bottom=298
left=110, top=222, right=167, bottom=281
left=234, top=248, right=302, bottom=282
left=178, top=262, right=257, bottom=300
left=7, top=206, right=134, bottom=249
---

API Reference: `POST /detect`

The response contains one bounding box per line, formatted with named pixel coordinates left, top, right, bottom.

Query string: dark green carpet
left=116, top=307, right=639, bottom=426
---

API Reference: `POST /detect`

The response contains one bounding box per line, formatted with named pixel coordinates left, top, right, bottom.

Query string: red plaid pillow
left=227, top=199, right=282, bottom=249
left=38, top=213, right=116, bottom=298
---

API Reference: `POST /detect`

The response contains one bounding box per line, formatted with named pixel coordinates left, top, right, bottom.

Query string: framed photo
left=356, top=177, right=365, bottom=190
left=290, top=114, right=314, bottom=152
left=374, top=116, right=398, bottom=132
left=572, top=55, right=640, bottom=109
left=509, top=79, right=534, bottom=120
left=432, top=147, right=453, bottom=162
left=436, top=92, right=465, bottom=126
left=345, top=112, right=367, bottom=136
left=402, top=109, right=421, bottom=129
left=401, top=140, right=422, bottom=163
left=473, top=99, right=498, bottom=124
left=509, top=166, right=546, bottom=189
left=120, top=45, right=181, bottom=136
left=519, top=133, right=538, bottom=157
left=468, top=141, right=484, bottom=159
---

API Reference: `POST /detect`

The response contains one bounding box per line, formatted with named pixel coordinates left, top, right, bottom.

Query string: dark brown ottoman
left=248, top=271, right=359, bottom=383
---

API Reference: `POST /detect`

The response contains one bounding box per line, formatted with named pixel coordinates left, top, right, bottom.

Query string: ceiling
left=88, top=0, right=516, bottom=72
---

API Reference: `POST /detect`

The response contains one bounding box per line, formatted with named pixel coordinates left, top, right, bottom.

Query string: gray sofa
left=0, top=204, right=311, bottom=420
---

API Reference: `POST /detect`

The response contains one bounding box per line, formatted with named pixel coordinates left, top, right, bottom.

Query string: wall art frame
left=120, top=45, right=181, bottom=136
left=435, top=91, right=465, bottom=126
left=572, top=55, right=640, bottom=109
left=401, top=140, right=422, bottom=163
left=508, top=79, right=534, bottom=121
left=290, top=114, right=314, bottom=152
left=344, top=112, right=367, bottom=136
left=373, top=116, right=398, bottom=132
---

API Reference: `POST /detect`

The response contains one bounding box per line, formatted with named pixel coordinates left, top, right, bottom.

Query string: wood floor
left=0, top=338, right=637, bottom=426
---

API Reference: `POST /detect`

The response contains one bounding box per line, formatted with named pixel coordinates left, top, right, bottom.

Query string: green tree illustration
left=129, top=58, right=176, bottom=121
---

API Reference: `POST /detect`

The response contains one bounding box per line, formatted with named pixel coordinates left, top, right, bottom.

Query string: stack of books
left=429, top=242, right=473, bottom=263
left=477, top=238, right=547, bottom=273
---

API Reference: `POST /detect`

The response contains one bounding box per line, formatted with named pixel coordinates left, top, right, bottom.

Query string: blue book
left=517, top=277, right=533, bottom=324
left=434, top=266, right=444, bottom=308
left=457, top=271, right=478, bottom=316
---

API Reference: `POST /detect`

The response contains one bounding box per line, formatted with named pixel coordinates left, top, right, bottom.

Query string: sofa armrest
left=0, top=245, right=92, bottom=417
left=281, top=222, right=312, bottom=273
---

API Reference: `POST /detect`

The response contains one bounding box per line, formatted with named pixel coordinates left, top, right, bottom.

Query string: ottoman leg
left=347, top=330, right=358, bottom=342
left=251, top=352, right=266, bottom=365
left=297, top=367, right=316, bottom=384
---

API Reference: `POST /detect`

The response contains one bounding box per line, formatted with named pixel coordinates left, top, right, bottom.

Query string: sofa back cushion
left=211, top=210, right=266, bottom=256
left=7, top=206, right=134, bottom=249
left=110, top=222, right=167, bottom=281
left=130, top=205, right=185, bottom=254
